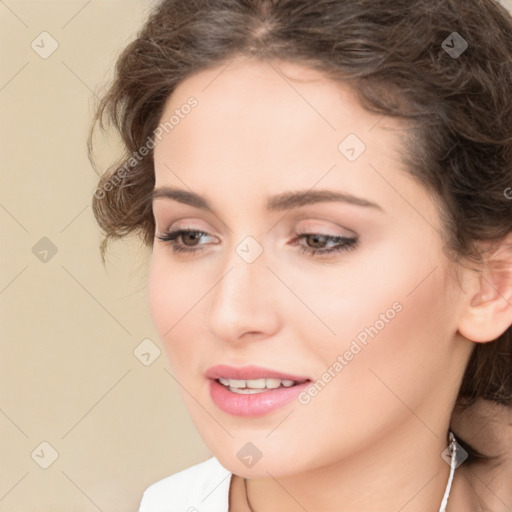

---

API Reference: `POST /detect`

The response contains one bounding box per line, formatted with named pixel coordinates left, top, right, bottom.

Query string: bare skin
left=148, top=56, right=512, bottom=511
left=229, top=400, right=512, bottom=510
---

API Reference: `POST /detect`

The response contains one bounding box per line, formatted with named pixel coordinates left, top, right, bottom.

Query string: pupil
left=309, top=234, right=326, bottom=248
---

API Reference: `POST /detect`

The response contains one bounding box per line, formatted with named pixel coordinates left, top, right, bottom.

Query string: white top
left=138, top=457, right=233, bottom=512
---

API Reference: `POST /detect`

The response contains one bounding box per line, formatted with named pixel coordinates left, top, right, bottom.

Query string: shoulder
left=138, top=456, right=233, bottom=512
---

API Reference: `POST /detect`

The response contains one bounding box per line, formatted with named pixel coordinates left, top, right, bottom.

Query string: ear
left=457, top=232, right=512, bottom=343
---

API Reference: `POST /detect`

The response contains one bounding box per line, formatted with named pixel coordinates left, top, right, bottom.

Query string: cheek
left=148, top=250, right=224, bottom=382
left=147, top=252, right=197, bottom=360
left=332, top=265, right=453, bottom=411
left=285, top=237, right=441, bottom=354
left=301, top=238, right=456, bottom=399
left=148, top=252, right=171, bottom=337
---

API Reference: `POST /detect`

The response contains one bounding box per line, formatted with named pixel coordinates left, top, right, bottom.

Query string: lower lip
left=209, top=379, right=311, bottom=417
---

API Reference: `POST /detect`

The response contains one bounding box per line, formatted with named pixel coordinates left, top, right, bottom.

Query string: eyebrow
left=151, top=187, right=384, bottom=212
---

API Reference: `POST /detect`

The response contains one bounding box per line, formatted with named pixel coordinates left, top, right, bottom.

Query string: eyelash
left=155, top=229, right=359, bottom=257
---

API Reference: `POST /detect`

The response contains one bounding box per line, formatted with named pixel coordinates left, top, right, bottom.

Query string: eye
left=155, top=228, right=214, bottom=255
left=291, top=233, right=358, bottom=257
left=155, top=228, right=358, bottom=258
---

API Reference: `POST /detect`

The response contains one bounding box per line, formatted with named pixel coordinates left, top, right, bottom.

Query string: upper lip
left=205, top=364, right=311, bottom=382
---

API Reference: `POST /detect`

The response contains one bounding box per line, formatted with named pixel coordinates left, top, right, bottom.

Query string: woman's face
left=149, top=57, right=473, bottom=477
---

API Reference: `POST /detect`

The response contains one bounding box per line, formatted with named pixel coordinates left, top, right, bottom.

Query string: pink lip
left=205, top=364, right=312, bottom=417
left=205, top=364, right=311, bottom=382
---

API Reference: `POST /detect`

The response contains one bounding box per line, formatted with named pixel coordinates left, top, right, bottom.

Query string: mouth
left=205, top=364, right=313, bottom=417
left=215, top=376, right=311, bottom=394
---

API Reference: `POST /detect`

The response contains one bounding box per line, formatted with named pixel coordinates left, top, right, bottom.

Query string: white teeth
left=246, top=378, right=266, bottom=388
left=265, top=378, right=282, bottom=389
left=217, top=377, right=303, bottom=392
left=226, top=379, right=246, bottom=388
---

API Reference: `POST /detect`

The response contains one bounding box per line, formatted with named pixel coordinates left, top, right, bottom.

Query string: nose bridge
left=206, top=234, right=278, bottom=340
left=214, top=236, right=267, bottom=312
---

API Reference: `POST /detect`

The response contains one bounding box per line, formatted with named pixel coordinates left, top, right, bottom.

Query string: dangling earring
left=439, top=430, right=466, bottom=512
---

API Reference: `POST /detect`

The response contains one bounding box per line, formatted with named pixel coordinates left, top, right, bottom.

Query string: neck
left=244, top=422, right=452, bottom=512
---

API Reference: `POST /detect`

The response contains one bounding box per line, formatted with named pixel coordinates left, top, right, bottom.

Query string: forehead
left=151, top=57, right=428, bottom=223
left=154, top=58, right=404, bottom=170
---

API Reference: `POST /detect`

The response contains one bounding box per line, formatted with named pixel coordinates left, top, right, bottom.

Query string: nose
left=205, top=243, right=281, bottom=344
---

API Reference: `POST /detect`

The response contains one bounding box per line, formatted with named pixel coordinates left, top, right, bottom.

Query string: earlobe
left=457, top=234, right=512, bottom=343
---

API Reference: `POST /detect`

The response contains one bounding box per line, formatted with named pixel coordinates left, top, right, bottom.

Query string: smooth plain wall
left=2, top=1, right=512, bottom=511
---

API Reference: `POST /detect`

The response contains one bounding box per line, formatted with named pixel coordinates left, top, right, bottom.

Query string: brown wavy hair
left=88, top=0, right=512, bottom=460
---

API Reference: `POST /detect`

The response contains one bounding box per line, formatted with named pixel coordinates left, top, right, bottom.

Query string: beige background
left=1, top=1, right=512, bottom=511
left=1, top=2, right=211, bottom=512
